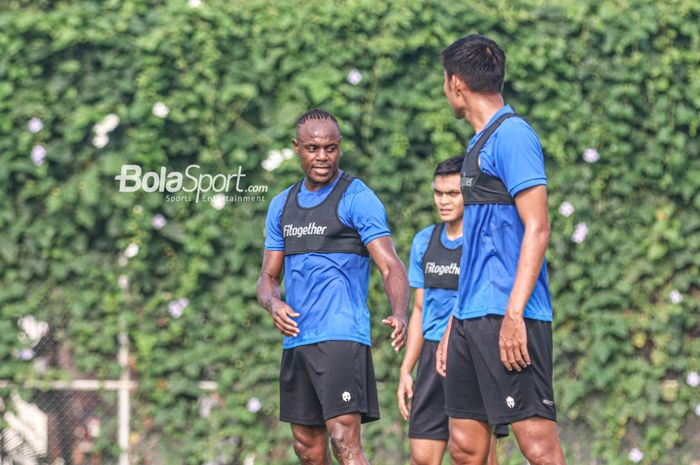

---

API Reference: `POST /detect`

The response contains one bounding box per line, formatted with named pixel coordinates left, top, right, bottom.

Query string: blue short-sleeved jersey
left=264, top=171, right=391, bottom=348
left=455, top=105, right=553, bottom=321
left=408, top=225, right=461, bottom=341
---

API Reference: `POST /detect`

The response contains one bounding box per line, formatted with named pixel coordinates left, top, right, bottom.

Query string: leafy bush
left=1, top=0, right=698, bottom=464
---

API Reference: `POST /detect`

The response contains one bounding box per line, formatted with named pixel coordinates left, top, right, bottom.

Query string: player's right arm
left=256, top=188, right=300, bottom=337
left=256, top=250, right=300, bottom=337
left=397, top=287, right=425, bottom=420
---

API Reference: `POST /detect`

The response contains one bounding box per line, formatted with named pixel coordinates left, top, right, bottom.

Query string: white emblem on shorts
left=342, top=391, right=351, bottom=402
left=543, top=399, right=555, bottom=406
left=506, top=396, right=515, bottom=408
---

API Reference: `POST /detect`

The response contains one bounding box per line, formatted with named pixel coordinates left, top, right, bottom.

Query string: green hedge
left=1, top=0, right=698, bottom=464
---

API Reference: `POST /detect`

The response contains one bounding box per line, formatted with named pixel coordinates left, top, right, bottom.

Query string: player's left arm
left=367, top=237, right=409, bottom=352
left=500, top=185, right=550, bottom=371
left=342, top=182, right=409, bottom=352
left=489, top=122, right=550, bottom=372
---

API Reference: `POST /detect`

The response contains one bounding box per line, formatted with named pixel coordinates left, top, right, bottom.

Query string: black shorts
left=445, top=315, right=557, bottom=425
left=409, top=340, right=449, bottom=440
left=279, top=340, right=380, bottom=426
left=409, top=341, right=509, bottom=440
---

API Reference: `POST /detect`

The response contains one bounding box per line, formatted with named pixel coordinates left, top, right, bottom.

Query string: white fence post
left=118, top=331, right=130, bottom=465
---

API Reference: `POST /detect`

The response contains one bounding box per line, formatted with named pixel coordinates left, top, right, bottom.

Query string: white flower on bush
left=152, top=213, right=167, bottom=230
left=118, top=275, right=129, bottom=290
left=687, top=371, right=700, bottom=388
left=92, top=134, right=109, bottom=148
left=247, top=397, right=262, bottom=413
left=628, top=448, right=643, bottom=463
left=199, top=395, right=216, bottom=418
left=31, top=145, right=47, bottom=166
left=211, top=194, right=226, bottom=210
left=28, top=117, right=43, bottom=133
left=152, top=102, right=170, bottom=118
left=168, top=298, right=189, bottom=318
left=243, top=454, right=255, bottom=465
left=281, top=148, right=295, bottom=160
left=571, top=222, right=588, bottom=243
left=262, top=150, right=284, bottom=172
left=188, top=0, right=203, bottom=7
left=669, top=289, right=683, bottom=304
left=124, top=243, right=139, bottom=258
left=17, top=348, right=34, bottom=361
left=583, top=148, right=600, bottom=163
left=347, top=68, right=363, bottom=85
left=93, top=113, right=120, bottom=137
left=559, top=201, right=574, bottom=217
left=102, top=113, right=120, bottom=133
left=18, top=315, right=49, bottom=347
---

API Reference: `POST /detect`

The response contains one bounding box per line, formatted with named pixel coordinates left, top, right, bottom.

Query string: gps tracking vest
left=422, top=224, right=461, bottom=290
left=461, top=113, right=518, bottom=205
left=280, top=173, right=369, bottom=256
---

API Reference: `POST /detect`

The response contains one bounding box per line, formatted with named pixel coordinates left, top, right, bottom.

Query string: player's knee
left=519, top=441, right=558, bottom=465
left=448, top=440, right=485, bottom=465
left=293, top=438, right=324, bottom=464
left=329, top=428, right=361, bottom=462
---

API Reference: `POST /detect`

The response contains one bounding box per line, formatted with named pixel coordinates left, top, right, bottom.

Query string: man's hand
left=269, top=300, right=300, bottom=337
left=397, top=369, right=413, bottom=420
left=436, top=330, right=449, bottom=377
left=498, top=313, right=530, bottom=371
left=382, top=315, right=407, bottom=352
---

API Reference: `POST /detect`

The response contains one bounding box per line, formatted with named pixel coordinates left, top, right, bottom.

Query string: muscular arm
left=397, top=288, right=425, bottom=419
left=256, top=250, right=300, bottom=337
left=367, top=236, right=409, bottom=351
left=499, top=184, right=551, bottom=371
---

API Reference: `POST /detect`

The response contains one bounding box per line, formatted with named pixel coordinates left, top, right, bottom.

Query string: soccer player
left=436, top=34, right=568, bottom=465
left=397, top=156, right=504, bottom=465
left=256, top=108, right=409, bottom=465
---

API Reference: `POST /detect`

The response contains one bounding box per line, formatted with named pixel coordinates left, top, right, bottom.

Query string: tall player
left=437, top=34, right=567, bottom=465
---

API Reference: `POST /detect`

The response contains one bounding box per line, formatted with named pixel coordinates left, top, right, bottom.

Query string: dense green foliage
left=1, top=0, right=699, bottom=464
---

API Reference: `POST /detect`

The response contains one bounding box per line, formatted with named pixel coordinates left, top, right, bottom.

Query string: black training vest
left=280, top=173, right=369, bottom=256
left=461, top=113, right=518, bottom=205
left=422, top=224, right=461, bottom=290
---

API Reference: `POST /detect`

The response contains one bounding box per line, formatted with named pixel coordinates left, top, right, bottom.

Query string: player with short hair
left=436, top=34, right=567, bottom=465
left=257, top=108, right=409, bottom=465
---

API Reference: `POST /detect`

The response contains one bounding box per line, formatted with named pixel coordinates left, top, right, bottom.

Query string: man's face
left=433, top=173, right=464, bottom=223
left=443, top=72, right=464, bottom=119
left=292, top=119, right=342, bottom=188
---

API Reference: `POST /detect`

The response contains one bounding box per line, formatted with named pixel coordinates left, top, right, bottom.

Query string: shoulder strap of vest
left=327, top=172, right=355, bottom=201
left=467, top=112, right=518, bottom=158
left=421, top=224, right=442, bottom=269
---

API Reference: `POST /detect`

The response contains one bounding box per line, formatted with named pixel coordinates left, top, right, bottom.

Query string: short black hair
left=296, top=108, right=339, bottom=134
left=441, top=34, right=506, bottom=94
left=434, top=155, right=464, bottom=177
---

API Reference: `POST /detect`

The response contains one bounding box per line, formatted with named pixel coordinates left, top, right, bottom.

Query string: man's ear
left=451, top=73, right=467, bottom=96
left=292, top=138, right=299, bottom=155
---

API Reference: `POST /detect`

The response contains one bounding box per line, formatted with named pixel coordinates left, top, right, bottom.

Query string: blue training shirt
left=408, top=225, right=461, bottom=342
left=264, top=171, right=391, bottom=348
left=455, top=104, right=553, bottom=322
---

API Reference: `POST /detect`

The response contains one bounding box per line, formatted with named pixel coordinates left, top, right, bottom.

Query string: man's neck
left=304, top=169, right=340, bottom=192
left=464, top=93, right=505, bottom=134
left=445, top=219, right=463, bottom=240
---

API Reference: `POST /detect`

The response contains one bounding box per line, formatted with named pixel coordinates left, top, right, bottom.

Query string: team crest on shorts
left=342, top=391, right=351, bottom=402
left=506, top=396, right=515, bottom=408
